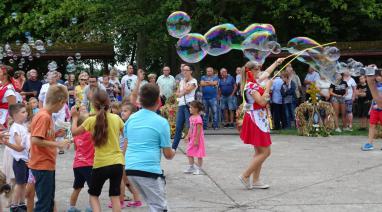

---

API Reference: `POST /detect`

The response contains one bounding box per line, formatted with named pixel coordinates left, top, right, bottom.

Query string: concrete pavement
left=2, top=134, right=382, bottom=211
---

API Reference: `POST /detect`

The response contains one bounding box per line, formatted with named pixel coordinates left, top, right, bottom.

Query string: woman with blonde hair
left=238, top=58, right=284, bottom=189
left=147, top=73, right=157, bottom=84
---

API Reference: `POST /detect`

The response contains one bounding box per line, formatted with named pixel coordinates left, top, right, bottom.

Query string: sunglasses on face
left=80, top=79, right=88, bottom=81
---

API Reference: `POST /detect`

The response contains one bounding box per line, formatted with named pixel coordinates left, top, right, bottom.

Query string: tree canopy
left=0, top=0, right=381, bottom=75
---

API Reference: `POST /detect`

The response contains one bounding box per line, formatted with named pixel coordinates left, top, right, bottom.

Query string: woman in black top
left=357, top=75, right=372, bottom=130
left=330, top=73, right=348, bottom=132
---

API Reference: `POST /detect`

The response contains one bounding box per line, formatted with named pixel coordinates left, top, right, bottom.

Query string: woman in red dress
left=238, top=59, right=284, bottom=189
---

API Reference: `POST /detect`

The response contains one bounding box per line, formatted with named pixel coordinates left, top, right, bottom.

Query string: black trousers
left=271, top=103, right=286, bottom=130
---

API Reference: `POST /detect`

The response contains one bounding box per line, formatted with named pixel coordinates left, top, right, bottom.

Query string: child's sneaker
left=335, top=128, right=342, bottom=133
left=108, top=201, right=127, bottom=209
left=18, top=203, right=27, bottom=211
left=193, top=167, right=203, bottom=175
left=85, top=207, right=93, bottom=212
left=361, top=143, right=374, bottom=151
left=10, top=205, right=18, bottom=212
left=67, top=207, right=81, bottom=212
left=183, top=165, right=195, bottom=174
left=127, top=201, right=142, bottom=207
left=120, top=201, right=128, bottom=209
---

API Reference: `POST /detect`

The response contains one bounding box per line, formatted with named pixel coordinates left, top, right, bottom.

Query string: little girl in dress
left=183, top=101, right=206, bottom=175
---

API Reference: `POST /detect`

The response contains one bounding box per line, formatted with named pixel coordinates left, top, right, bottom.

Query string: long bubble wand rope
left=270, top=41, right=337, bottom=80
left=241, top=41, right=336, bottom=129
left=241, top=41, right=337, bottom=104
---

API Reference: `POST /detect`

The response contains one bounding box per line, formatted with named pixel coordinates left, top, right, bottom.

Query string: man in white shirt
left=157, top=66, right=176, bottom=100
left=38, top=71, right=67, bottom=153
left=304, top=66, right=320, bottom=89
left=343, top=70, right=357, bottom=131
left=121, top=65, right=137, bottom=98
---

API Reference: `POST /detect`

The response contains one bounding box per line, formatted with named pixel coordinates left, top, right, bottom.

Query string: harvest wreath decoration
left=295, top=83, right=335, bottom=136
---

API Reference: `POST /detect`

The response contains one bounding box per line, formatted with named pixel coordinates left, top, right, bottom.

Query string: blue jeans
left=283, top=102, right=296, bottom=128
left=220, top=96, right=237, bottom=110
left=172, top=105, right=190, bottom=149
left=202, top=98, right=218, bottom=129
left=32, top=170, right=55, bottom=212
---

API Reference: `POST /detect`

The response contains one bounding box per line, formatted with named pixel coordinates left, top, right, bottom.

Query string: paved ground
left=2, top=133, right=382, bottom=212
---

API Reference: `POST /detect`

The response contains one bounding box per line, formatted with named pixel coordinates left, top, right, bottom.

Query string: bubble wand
left=271, top=41, right=337, bottom=80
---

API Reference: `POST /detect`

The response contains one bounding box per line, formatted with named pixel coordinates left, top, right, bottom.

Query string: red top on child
left=73, top=131, right=95, bottom=168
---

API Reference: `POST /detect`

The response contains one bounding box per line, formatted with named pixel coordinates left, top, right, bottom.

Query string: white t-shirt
left=344, top=77, right=356, bottom=100
left=9, top=122, right=30, bottom=162
left=177, top=78, right=198, bottom=106
left=236, top=75, right=241, bottom=84
left=39, top=83, right=66, bottom=122
left=121, top=74, right=137, bottom=96
left=316, top=79, right=331, bottom=97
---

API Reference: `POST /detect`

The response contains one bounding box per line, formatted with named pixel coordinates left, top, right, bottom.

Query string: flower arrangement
left=295, top=83, right=335, bottom=136
left=160, top=94, right=178, bottom=138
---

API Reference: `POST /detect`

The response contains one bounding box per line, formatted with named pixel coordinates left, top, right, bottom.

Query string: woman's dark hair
left=189, top=100, right=204, bottom=113
left=89, top=75, right=98, bottom=80
left=139, top=83, right=160, bottom=108
left=92, top=88, right=110, bottom=147
left=14, top=70, right=25, bottom=79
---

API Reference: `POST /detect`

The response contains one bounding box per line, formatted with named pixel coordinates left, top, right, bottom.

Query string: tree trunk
left=103, top=59, right=108, bottom=74
left=129, top=34, right=137, bottom=66
left=136, top=31, right=146, bottom=69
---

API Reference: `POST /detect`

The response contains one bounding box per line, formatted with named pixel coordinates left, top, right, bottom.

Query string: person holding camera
left=172, top=65, right=198, bottom=150
left=362, top=65, right=382, bottom=151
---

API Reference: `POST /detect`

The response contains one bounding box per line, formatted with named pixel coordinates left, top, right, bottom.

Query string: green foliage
left=0, top=0, right=381, bottom=74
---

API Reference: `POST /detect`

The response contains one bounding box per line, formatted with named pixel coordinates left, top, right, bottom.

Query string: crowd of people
left=0, top=59, right=381, bottom=211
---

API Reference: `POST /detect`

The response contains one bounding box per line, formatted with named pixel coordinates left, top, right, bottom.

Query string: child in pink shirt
left=68, top=114, right=94, bottom=212
left=184, top=101, right=206, bottom=175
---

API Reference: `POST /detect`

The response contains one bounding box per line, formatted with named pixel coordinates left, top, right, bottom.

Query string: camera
left=360, top=66, right=381, bottom=76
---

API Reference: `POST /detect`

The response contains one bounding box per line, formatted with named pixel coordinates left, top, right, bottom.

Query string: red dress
left=240, top=82, right=271, bottom=147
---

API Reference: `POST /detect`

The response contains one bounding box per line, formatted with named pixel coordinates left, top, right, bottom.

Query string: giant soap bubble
left=66, top=63, right=76, bottom=73
left=203, top=23, right=236, bottom=56
left=323, top=46, right=340, bottom=62
left=166, top=11, right=191, bottom=38
left=175, top=33, right=207, bottom=63
left=48, top=61, right=57, bottom=71
left=243, top=49, right=271, bottom=65
left=242, top=23, right=276, bottom=38
left=242, top=31, right=277, bottom=51
left=35, top=40, right=45, bottom=51
left=20, top=43, right=31, bottom=57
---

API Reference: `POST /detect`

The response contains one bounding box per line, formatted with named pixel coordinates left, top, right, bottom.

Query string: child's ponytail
left=92, top=88, right=110, bottom=147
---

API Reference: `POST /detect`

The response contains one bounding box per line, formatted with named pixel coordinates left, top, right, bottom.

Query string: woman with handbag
left=172, top=65, right=197, bottom=150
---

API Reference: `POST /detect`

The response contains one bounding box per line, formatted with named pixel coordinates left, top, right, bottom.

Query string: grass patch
left=271, top=119, right=371, bottom=136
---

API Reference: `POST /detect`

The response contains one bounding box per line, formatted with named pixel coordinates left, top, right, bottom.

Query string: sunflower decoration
left=160, top=94, right=178, bottom=138
left=295, top=83, right=335, bottom=136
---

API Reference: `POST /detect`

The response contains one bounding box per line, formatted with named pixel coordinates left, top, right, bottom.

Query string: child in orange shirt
left=29, top=85, right=70, bottom=212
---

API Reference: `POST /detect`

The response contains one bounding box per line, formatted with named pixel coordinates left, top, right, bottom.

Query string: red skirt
left=240, top=113, right=271, bottom=147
